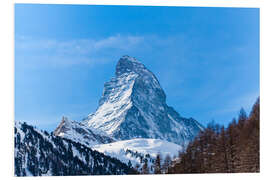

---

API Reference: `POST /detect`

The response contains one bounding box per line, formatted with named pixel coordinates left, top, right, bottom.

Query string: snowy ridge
left=54, top=117, right=114, bottom=147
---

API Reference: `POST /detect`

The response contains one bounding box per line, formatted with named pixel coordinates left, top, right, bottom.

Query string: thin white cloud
left=15, top=34, right=146, bottom=68
left=16, top=34, right=145, bottom=54
left=93, top=34, right=144, bottom=50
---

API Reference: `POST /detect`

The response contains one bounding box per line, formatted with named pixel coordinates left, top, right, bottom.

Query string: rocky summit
left=82, top=55, right=204, bottom=146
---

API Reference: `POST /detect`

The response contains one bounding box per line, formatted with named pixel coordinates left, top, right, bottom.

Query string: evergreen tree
left=154, top=154, right=162, bottom=174
left=127, top=160, right=132, bottom=168
left=142, top=159, right=149, bottom=174
left=135, top=163, right=140, bottom=173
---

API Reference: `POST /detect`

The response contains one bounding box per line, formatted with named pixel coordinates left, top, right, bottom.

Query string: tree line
left=149, top=97, right=259, bottom=174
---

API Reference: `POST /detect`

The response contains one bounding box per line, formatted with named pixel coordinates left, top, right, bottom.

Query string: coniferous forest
left=14, top=122, right=137, bottom=176
left=151, top=98, right=259, bottom=174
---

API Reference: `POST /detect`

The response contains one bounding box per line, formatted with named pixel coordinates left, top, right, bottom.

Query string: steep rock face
left=54, top=117, right=114, bottom=147
left=83, top=55, right=204, bottom=146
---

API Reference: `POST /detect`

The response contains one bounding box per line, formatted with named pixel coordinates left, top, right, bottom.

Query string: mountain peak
left=83, top=56, right=203, bottom=145
left=115, top=55, right=145, bottom=77
left=53, top=116, right=71, bottom=136
left=121, top=55, right=138, bottom=62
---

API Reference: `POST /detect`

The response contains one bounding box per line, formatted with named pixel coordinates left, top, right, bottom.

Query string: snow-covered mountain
left=82, top=55, right=204, bottom=146
left=14, top=121, right=136, bottom=176
left=93, top=138, right=182, bottom=169
left=15, top=55, right=206, bottom=176
left=54, top=116, right=114, bottom=147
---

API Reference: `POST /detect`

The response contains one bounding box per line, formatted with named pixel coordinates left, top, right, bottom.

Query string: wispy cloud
left=92, top=34, right=144, bottom=51
left=15, top=33, right=201, bottom=71
left=15, top=34, right=145, bottom=68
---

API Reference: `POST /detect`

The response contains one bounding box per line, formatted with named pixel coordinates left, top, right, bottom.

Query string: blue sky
left=15, top=4, right=259, bottom=132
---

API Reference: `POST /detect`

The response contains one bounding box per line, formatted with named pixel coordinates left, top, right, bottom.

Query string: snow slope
left=93, top=138, right=183, bottom=168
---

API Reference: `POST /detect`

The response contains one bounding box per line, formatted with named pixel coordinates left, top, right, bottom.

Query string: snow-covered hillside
left=14, top=121, right=135, bottom=176
left=93, top=138, right=183, bottom=169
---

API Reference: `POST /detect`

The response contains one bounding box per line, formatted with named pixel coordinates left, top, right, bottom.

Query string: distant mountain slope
left=54, top=117, right=114, bottom=147
left=14, top=121, right=136, bottom=176
left=92, top=138, right=183, bottom=172
left=82, top=55, right=204, bottom=146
